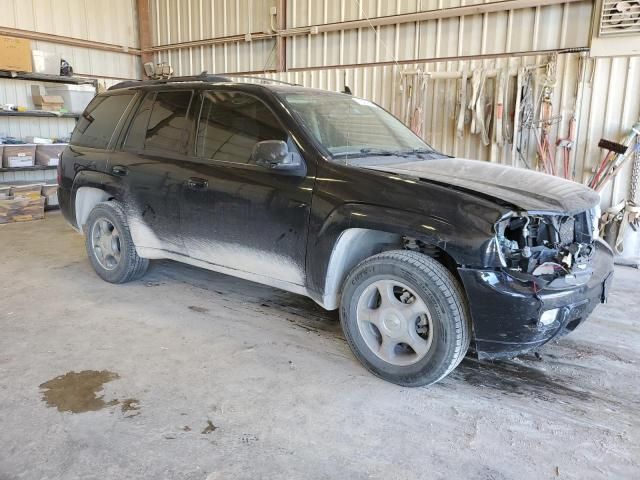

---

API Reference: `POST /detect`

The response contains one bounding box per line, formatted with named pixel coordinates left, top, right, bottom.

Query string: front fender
left=306, top=202, right=497, bottom=307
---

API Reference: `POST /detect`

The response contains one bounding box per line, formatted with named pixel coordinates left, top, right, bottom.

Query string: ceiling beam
left=136, top=0, right=154, bottom=73
left=0, top=26, right=140, bottom=55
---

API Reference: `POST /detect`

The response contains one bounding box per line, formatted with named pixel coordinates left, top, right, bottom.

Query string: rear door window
left=144, top=90, right=193, bottom=154
left=71, top=93, right=136, bottom=149
left=122, top=92, right=155, bottom=150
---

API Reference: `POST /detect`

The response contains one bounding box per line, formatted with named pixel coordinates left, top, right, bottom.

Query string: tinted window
left=144, top=90, right=193, bottom=154
left=196, top=91, right=286, bottom=164
left=123, top=92, right=154, bottom=150
left=71, top=93, right=135, bottom=149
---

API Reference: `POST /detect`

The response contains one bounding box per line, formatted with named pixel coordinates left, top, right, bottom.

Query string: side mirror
left=252, top=140, right=303, bottom=171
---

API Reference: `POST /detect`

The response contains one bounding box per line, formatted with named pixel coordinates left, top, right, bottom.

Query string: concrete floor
left=1, top=211, right=639, bottom=480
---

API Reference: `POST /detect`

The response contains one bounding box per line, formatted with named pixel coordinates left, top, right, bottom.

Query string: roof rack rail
left=108, top=73, right=230, bottom=90
left=108, top=72, right=301, bottom=90
left=221, top=74, right=301, bottom=86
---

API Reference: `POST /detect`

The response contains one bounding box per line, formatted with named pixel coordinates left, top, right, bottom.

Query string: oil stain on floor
left=39, top=370, right=137, bottom=414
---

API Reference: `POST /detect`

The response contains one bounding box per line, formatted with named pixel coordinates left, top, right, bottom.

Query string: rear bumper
left=57, top=186, right=77, bottom=229
left=458, top=239, right=614, bottom=359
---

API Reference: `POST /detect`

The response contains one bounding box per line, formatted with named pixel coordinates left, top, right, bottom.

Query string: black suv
left=58, top=75, right=614, bottom=386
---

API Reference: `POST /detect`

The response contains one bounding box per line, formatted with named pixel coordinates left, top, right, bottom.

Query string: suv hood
left=362, top=157, right=599, bottom=214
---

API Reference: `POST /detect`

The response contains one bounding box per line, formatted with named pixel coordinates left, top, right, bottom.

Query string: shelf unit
left=0, top=71, right=98, bottom=87
left=0, top=165, right=57, bottom=173
left=1, top=72, right=95, bottom=181
left=0, top=111, right=79, bottom=119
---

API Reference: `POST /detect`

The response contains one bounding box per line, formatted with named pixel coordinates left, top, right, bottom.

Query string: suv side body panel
left=109, top=89, right=195, bottom=255
left=176, top=87, right=316, bottom=286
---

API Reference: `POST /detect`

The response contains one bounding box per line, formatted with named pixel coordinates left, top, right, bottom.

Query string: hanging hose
left=557, top=116, right=576, bottom=180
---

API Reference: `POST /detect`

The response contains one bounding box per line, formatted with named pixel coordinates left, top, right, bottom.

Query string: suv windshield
left=280, top=91, right=440, bottom=160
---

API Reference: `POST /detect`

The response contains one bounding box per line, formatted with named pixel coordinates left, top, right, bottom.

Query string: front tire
left=340, top=250, right=470, bottom=387
left=84, top=201, right=149, bottom=283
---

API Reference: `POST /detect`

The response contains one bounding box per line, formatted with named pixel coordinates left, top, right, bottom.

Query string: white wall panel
left=0, top=0, right=140, bottom=78
left=575, top=56, right=640, bottom=208
left=287, top=0, right=593, bottom=68
left=155, top=37, right=277, bottom=75
left=0, top=0, right=138, bottom=46
left=151, top=0, right=277, bottom=44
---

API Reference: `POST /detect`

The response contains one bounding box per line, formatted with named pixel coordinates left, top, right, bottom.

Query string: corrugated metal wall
left=0, top=0, right=141, bottom=182
left=578, top=55, right=640, bottom=207
left=151, top=0, right=278, bottom=74
left=0, top=0, right=140, bottom=79
left=152, top=0, right=594, bottom=74
left=286, top=0, right=593, bottom=68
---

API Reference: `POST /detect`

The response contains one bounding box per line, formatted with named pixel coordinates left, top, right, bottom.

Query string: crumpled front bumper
left=458, top=239, right=614, bottom=359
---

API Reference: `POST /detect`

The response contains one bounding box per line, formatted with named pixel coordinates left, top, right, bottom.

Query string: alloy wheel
left=355, top=279, right=434, bottom=366
left=91, top=218, right=122, bottom=271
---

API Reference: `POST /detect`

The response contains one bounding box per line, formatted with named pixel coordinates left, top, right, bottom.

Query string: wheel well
left=402, top=236, right=463, bottom=285
left=75, top=187, right=111, bottom=232
left=321, top=229, right=462, bottom=310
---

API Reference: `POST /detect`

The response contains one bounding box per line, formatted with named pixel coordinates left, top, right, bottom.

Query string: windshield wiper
left=333, top=148, right=408, bottom=159
left=399, top=148, right=437, bottom=155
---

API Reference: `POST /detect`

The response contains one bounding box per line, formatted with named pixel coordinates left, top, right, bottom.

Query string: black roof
left=108, top=73, right=302, bottom=91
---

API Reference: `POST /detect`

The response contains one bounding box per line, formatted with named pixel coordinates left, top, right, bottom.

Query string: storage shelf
left=0, top=71, right=98, bottom=87
left=0, top=110, right=79, bottom=119
left=0, top=165, right=57, bottom=173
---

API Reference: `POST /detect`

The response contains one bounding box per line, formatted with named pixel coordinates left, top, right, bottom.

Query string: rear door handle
left=186, top=177, right=208, bottom=190
left=111, top=165, right=128, bottom=176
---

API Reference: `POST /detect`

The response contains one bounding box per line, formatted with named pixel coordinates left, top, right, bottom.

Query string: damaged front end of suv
left=495, top=209, right=599, bottom=289
left=459, top=207, right=614, bottom=360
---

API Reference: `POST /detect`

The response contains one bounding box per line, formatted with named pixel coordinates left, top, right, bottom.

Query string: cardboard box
left=9, top=184, right=43, bottom=200
left=36, top=144, right=66, bottom=166
left=0, top=36, right=32, bottom=72
left=0, top=196, right=45, bottom=224
left=2, top=144, right=36, bottom=168
left=40, top=97, right=64, bottom=111
left=42, top=184, right=59, bottom=208
left=31, top=85, right=65, bottom=111
left=0, top=183, right=45, bottom=223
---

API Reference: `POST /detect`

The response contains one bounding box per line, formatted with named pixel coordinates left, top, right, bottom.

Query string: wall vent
left=599, top=1, right=640, bottom=37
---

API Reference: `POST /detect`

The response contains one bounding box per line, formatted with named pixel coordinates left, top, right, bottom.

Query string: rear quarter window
left=71, top=93, right=136, bottom=149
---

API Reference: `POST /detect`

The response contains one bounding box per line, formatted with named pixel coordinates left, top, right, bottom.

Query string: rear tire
left=84, top=201, right=149, bottom=283
left=340, top=250, right=470, bottom=387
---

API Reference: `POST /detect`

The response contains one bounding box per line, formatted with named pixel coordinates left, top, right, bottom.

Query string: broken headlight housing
left=494, top=212, right=595, bottom=282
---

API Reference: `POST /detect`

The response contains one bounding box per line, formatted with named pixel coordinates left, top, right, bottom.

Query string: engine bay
left=496, top=212, right=595, bottom=283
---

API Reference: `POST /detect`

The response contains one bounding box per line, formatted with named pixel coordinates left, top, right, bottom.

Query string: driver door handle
left=186, top=177, right=208, bottom=190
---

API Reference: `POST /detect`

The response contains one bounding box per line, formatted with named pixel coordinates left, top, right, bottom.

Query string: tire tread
left=85, top=200, right=149, bottom=283
left=341, top=250, right=471, bottom=386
